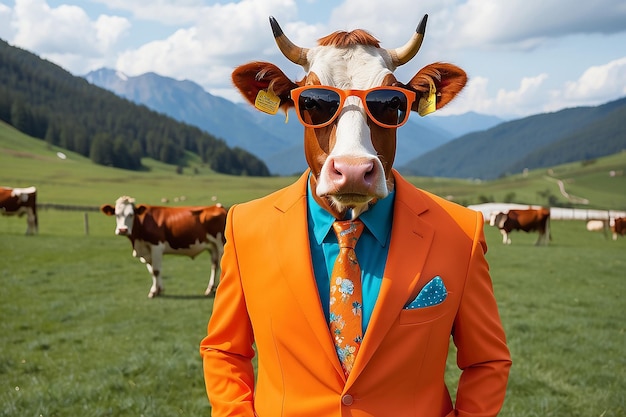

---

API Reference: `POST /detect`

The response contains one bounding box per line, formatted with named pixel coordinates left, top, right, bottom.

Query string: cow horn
left=269, top=16, right=309, bottom=66
left=388, top=14, right=428, bottom=66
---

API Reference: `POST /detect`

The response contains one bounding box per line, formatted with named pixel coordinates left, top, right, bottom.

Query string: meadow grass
left=482, top=222, right=625, bottom=417
left=2, top=121, right=626, bottom=210
left=1, top=212, right=624, bottom=416
left=2, top=121, right=625, bottom=415
left=1, top=231, right=215, bottom=416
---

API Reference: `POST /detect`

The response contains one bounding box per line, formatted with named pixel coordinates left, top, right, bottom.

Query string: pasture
left=1, top=210, right=625, bottom=416
left=2, top=121, right=626, bottom=210
left=2, top=123, right=625, bottom=415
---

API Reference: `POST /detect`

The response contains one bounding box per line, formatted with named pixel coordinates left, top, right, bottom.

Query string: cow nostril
left=332, top=160, right=342, bottom=176
left=331, top=158, right=376, bottom=183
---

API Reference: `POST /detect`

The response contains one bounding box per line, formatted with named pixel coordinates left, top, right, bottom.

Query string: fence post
left=84, top=212, right=89, bottom=236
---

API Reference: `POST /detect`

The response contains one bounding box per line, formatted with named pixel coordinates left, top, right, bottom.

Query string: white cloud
left=95, top=15, right=131, bottom=50
left=9, top=0, right=130, bottom=73
left=440, top=57, right=626, bottom=118
left=552, top=57, right=626, bottom=109
left=325, top=0, right=452, bottom=49
left=13, top=0, right=92, bottom=54
left=95, top=0, right=298, bottom=26
left=2, top=0, right=625, bottom=119
left=115, top=0, right=303, bottom=88
left=437, top=75, right=494, bottom=115
left=449, top=0, right=626, bottom=50
left=116, top=27, right=204, bottom=78
left=93, top=0, right=211, bottom=25
left=438, top=73, right=551, bottom=118
left=494, top=74, right=549, bottom=113
left=0, top=3, right=13, bottom=40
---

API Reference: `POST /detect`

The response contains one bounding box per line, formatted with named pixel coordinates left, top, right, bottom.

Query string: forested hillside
left=508, top=98, right=626, bottom=172
left=0, top=39, right=269, bottom=176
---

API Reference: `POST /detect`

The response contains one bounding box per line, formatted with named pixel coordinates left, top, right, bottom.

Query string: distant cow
left=586, top=219, right=611, bottom=239
left=0, top=186, right=38, bottom=235
left=586, top=220, right=606, bottom=232
left=490, top=208, right=551, bottom=245
left=611, top=217, right=626, bottom=240
left=101, top=196, right=227, bottom=298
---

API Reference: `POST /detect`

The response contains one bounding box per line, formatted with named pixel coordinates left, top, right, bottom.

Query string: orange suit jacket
left=201, top=170, right=511, bottom=417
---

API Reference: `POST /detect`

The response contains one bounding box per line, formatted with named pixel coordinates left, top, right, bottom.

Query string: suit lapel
left=272, top=171, right=345, bottom=377
left=348, top=173, right=435, bottom=383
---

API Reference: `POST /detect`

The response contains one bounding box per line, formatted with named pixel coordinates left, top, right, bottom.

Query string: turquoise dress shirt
left=306, top=180, right=394, bottom=335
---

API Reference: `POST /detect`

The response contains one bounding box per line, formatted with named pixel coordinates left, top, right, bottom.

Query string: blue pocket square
left=405, top=276, right=447, bottom=309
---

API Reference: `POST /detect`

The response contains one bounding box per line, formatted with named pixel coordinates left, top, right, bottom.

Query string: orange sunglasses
left=290, top=85, right=416, bottom=129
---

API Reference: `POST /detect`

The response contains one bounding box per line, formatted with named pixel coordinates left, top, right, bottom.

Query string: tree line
left=0, top=39, right=270, bottom=176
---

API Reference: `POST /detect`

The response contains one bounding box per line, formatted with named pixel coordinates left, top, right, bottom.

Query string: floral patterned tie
left=329, top=219, right=364, bottom=378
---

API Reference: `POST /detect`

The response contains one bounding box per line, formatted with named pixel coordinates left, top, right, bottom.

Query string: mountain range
left=85, top=68, right=626, bottom=180
left=5, top=37, right=623, bottom=180
left=402, top=96, right=626, bottom=179
left=84, top=68, right=504, bottom=176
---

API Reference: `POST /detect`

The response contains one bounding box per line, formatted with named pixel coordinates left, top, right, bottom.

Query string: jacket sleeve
left=199, top=204, right=256, bottom=417
left=449, top=212, right=512, bottom=417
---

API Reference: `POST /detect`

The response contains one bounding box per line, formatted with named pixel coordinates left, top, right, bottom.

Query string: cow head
left=100, top=196, right=147, bottom=236
left=232, top=15, right=467, bottom=219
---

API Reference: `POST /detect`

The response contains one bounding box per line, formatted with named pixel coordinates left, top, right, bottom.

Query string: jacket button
left=341, top=394, right=354, bottom=406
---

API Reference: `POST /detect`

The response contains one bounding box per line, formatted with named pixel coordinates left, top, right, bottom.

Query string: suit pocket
left=399, top=292, right=452, bottom=325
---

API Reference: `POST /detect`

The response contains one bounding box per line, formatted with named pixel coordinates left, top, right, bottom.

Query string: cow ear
left=135, top=205, right=147, bottom=215
left=100, top=205, right=115, bottom=216
left=232, top=61, right=298, bottom=112
left=405, top=62, right=467, bottom=114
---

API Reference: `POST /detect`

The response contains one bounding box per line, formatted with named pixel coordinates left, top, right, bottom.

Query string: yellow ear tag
left=254, top=89, right=280, bottom=115
left=418, top=80, right=437, bottom=117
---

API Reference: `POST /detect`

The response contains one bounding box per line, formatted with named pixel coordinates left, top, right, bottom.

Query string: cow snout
left=331, top=157, right=375, bottom=189
left=116, top=227, right=129, bottom=236
left=317, top=156, right=387, bottom=205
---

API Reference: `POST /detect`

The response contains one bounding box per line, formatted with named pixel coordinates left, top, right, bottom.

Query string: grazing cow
left=490, top=208, right=551, bottom=245
left=0, top=186, right=38, bottom=235
left=101, top=196, right=227, bottom=298
left=586, top=219, right=611, bottom=239
left=201, top=15, right=511, bottom=417
left=586, top=219, right=606, bottom=232
left=611, top=217, right=626, bottom=240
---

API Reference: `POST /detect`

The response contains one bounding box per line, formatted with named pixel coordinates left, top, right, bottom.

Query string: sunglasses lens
left=366, top=89, right=409, bottom=127
left=297, top=88, right=341, bottom=127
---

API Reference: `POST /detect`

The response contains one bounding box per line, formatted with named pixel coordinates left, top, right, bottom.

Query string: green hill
left=0, top=121, right=284, bottom=207
left=2, top=120, right=625, bottom=212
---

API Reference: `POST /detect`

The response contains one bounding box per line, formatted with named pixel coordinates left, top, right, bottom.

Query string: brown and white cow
left=0, top=186, right=38, bottom=235
left=490, top=208, right=551, bottom=246
left=232, top=15, right=466, bottom=220
left=101, top=196, right=227, bottom=298
left=610, top=217, right=626, bottom=240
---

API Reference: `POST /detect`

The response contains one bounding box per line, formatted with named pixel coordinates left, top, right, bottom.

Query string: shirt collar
left=307, top=177, right=394, bottom=247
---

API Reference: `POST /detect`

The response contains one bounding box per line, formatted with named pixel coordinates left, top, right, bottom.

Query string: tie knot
left=332, top=220, right=364, bottom=249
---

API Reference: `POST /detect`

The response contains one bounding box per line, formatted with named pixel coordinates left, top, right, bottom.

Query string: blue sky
left=1, top=0, right=625, bottom=119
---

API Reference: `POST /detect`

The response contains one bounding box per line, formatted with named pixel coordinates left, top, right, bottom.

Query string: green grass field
left=1, top=217, right=624, bottom=416
left=2, top=121, right=626, bottom=416
left=2, top=121, right=626, bottom=210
